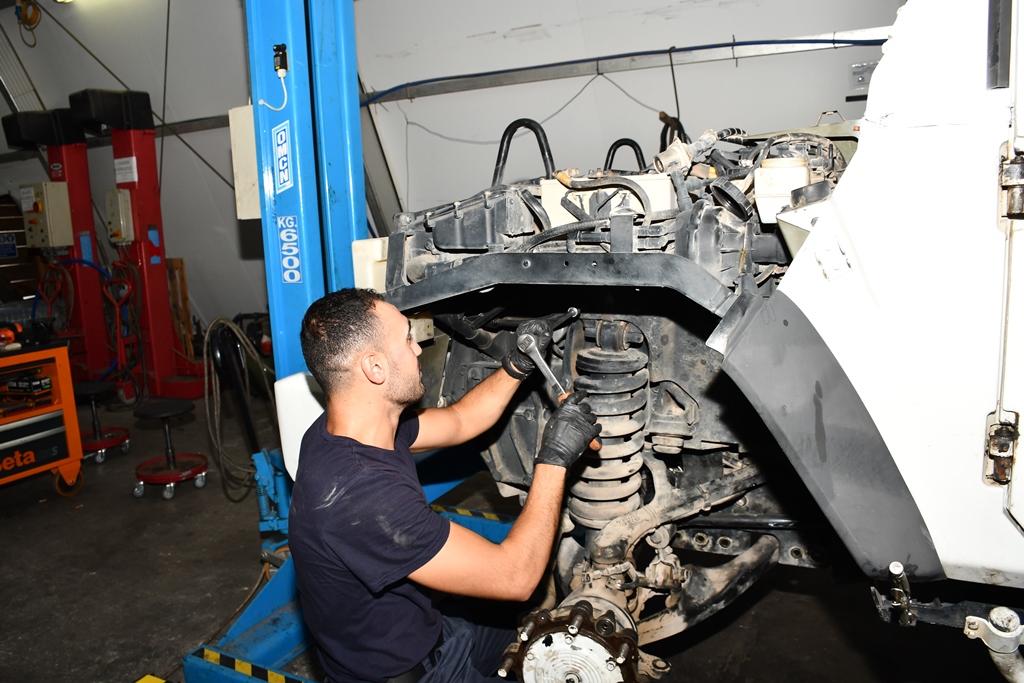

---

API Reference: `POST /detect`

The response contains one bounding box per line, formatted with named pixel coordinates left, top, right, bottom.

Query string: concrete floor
left=0, top=391, right=1012, bottom=682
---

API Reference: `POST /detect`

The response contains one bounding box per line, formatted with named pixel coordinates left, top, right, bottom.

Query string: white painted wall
left=357, top=0, right=903, bottom=213
left=0, top=0, right=900, bottom=323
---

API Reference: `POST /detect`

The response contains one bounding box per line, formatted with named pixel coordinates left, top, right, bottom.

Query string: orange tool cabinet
left=0, top=343, right=84, bottom=496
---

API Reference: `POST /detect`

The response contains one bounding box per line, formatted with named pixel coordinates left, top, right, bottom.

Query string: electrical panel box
left=18, top=183, right=73, bottom=248
left=105, top=188, right=134, bottom=243
left=229, top=104, right=261, bottom=220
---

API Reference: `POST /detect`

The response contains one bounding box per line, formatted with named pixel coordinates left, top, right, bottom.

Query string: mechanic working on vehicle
left=288, top=288, right=602, bottom=683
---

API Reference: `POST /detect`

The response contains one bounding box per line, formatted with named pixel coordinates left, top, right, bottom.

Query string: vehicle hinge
left=992, top=145, right=1024, bottom=535
left=985, top=411, right=1020, bottom=486
left=1000, top=154, right=1024, bottom=222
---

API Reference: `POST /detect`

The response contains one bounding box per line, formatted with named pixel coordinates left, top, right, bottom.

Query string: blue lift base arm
left=182, top=557, right=314, bottom=682
left=183, top=644, right=316, bottom=683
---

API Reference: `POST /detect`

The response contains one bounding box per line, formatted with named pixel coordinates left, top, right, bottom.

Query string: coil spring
left=257, top=485, right=271, bottom=519
left=567, top=340, right=648, bottom=529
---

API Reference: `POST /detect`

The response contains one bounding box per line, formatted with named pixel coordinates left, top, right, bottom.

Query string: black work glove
left=536, top=391, right=601, bottom=469
left=502, top=319, right=553, bottom=380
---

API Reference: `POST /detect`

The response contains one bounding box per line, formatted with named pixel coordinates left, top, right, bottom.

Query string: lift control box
left=105, top=188, right=135, bottom=243
left=18, top=182, right=73, bottom=248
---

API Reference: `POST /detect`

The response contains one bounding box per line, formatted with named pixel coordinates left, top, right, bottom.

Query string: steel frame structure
left=68, top=89, right=205, bottom=399
left=2, top=109, right=113, bottom=381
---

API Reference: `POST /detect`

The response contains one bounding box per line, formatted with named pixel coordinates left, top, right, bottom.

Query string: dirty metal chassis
left=384, top=119, right=843, bottom=681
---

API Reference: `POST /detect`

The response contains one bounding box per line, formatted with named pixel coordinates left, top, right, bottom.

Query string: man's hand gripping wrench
left=517, top=333, right=602, bottom=451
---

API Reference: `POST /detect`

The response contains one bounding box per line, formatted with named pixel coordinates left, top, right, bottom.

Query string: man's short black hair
left=300, top=288, right=386, bottom=396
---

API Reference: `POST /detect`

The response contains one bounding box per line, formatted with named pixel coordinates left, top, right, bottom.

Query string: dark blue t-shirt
left=289, top=410, right=450, bottom=682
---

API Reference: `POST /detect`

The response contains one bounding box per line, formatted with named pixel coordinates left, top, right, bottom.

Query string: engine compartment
left=384, top=119, right=852, bottom=680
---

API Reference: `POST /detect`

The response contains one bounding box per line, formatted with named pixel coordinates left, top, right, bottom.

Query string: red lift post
left=69, top=89, right=203, bottom=399
left=1, top=109, right=114, bottom=382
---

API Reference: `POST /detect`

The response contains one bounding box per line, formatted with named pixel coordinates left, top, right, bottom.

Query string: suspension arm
left=638, top=534, right=780, bottom=644
left=587, top=453, right=767, bottom=566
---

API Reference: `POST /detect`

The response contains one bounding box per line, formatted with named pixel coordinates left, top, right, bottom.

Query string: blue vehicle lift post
left=242, top=0, right=367, bottom=381
left=181, top=2, right=511, bottom=680
left=182, top=2, right=364, bottom=681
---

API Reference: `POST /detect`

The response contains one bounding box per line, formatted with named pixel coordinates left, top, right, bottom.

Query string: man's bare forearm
left=407, top=463, right=568, bottom=601
left=409, top=393, right=598, bottom=601
left=494, top=463, right=567, bottom=599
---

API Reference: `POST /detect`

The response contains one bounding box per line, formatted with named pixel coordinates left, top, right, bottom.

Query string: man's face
left=375, top=301, right=425, bottom=406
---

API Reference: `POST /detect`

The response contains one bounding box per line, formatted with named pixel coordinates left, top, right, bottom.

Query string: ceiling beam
left=362, top=27, right=890, bottom=106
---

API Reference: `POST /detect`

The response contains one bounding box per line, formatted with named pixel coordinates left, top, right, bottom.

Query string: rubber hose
left=491, top=118, right=555, bottom=187
left=518, top=188, right=551, bottom=232
left=750, top=133, right=847, bottom=172
left=433, top=313, right=503, bottom=360
left=716, top=128, right=747, bottom=141
left=510, top=218, right=609, bottom=253
left=59, top=258, right=112, bottom=280
left=603, top=138, right=646, bottom=172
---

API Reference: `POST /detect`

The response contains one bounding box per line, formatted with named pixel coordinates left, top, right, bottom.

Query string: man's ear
left=360, top=351, right=386, bottom=386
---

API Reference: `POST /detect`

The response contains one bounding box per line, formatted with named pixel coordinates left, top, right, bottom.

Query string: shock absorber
left=567, top=320, right=648, bottom=529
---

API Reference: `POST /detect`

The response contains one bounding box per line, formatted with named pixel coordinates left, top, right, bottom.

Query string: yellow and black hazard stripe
left=192, top=648, right=306, bottom=683
left=429, top=503, right=514, bottom=523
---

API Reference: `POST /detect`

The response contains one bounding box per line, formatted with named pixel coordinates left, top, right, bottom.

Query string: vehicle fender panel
left=721, top=291, right=944, bottom=580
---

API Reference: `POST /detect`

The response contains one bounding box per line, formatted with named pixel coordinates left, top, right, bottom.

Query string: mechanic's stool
left=132, top=399, right=208, bottom=500
left=76, top=381, right=130, bottom=464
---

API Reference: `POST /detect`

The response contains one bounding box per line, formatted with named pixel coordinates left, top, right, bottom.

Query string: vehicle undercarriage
left=384, top=119, right=849, bottom=681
